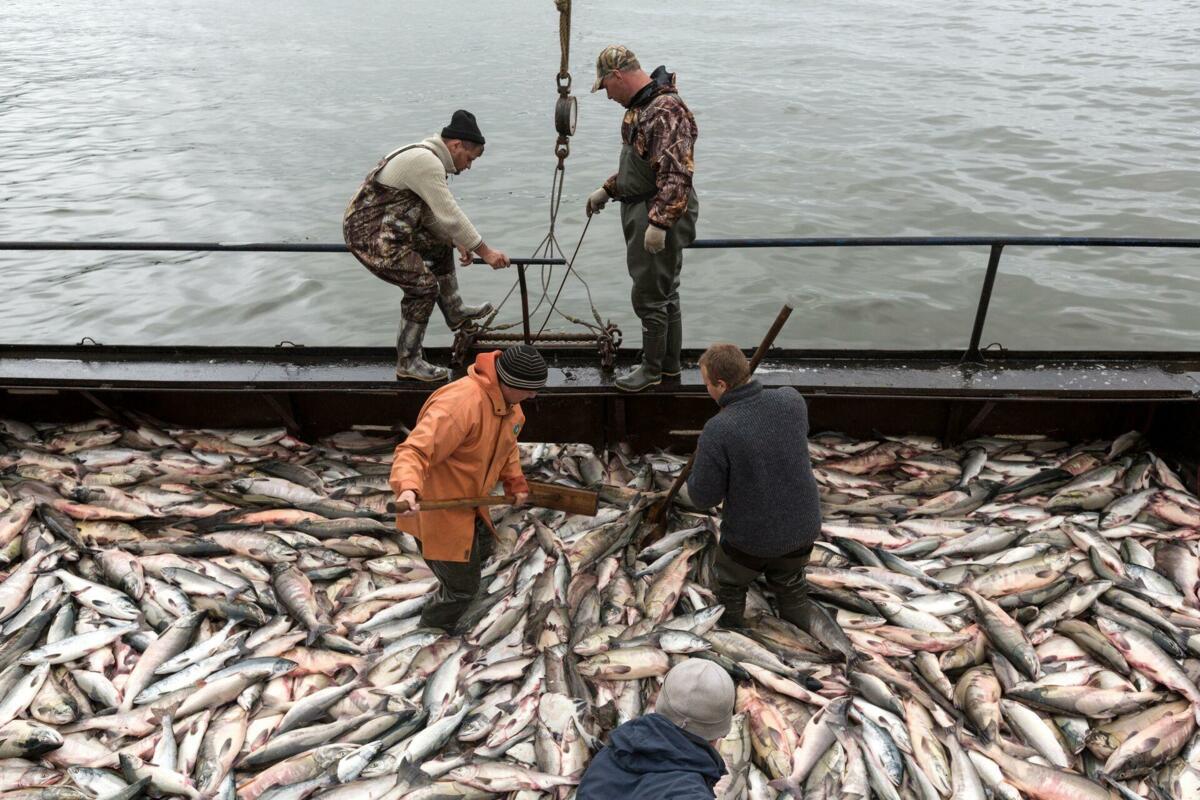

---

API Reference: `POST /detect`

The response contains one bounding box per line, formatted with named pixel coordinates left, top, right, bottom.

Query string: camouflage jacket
left=603, top=67, right=698, bottom=229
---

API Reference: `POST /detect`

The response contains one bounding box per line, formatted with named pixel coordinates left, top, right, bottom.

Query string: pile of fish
left=0, top=416, right=1198, bottom=800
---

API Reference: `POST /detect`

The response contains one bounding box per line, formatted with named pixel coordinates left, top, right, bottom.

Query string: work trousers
left=343, top=166, right=455, bottom=326
left=389, top=231, right=455, bottom=326
left=418, top=518, right=494, bottom=631
left=713, top=539, right=814, bottom=629
left=620, top=195, right=697, bottom=332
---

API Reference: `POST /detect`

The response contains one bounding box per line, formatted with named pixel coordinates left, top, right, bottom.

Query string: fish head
left=266, top=659, right=300, bottom=679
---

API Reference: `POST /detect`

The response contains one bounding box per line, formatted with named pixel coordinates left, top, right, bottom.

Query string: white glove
left=644, top=224, right=667, bottom=254
left=586, top=187, right=610, bottom=217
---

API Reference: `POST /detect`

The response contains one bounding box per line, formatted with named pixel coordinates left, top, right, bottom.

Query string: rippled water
left=2, top=0, right=1198, bottom=351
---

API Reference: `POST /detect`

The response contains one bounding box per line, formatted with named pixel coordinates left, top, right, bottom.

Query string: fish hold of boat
left=0, top=420, right=1192, bottom=798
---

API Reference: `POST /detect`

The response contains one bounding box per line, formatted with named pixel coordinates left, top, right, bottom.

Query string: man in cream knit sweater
left=344, top=110, right=510, bottom=382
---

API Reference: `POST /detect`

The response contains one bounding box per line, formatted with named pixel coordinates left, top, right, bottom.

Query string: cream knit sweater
left=376, top=136, right=483, bottom=251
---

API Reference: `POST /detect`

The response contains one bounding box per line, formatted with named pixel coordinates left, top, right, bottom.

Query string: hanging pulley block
left=555, top=93, right=577, bottom=138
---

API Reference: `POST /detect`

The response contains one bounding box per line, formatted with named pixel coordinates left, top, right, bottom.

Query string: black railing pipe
left=5, top=236, right=1200, bottom=252
left=0, top=241, right=565, bottom=266
left=3, top=237, right=1198, bottom=362
left=687, top=236, right=1200, bottom=248
left=963, top=245, right=1005, bottom=363
left=517, top=265, right=532, bottom=345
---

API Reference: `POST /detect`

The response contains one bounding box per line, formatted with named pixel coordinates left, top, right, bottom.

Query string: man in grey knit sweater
left=686, top=344, right=856, bottom=663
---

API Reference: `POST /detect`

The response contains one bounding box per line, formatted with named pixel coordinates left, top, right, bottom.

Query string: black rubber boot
left=436, top=272, right=494, bottom=330
left=662, top=310, right=683, bottom=377
left=396, top=319, right=449, bottom=382
left=616, top=328, right=666, bottom=393
left=713, top=541, right=759, bottom=628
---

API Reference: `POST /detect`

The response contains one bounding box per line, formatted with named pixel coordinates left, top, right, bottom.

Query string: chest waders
left=614, top=141, right=699, bottom=392
left=343, top=144, right=493, bottom=382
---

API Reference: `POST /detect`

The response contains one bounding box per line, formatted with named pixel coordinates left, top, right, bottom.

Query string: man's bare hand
left=457, top=245, right=473, bottom=266
left=513, top=491, right=530, bottom=509
left=396, top=489, right=420, bottom=517
left=477, top=244, right=510, bottom=270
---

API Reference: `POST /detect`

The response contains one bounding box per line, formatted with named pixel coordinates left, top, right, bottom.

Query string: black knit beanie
left=496, top=345, right=547, bottom=390
left=441, top=109, right=485, bottom=145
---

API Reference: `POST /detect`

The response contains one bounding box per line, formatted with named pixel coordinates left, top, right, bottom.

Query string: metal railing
left=2, top=236, right=1198, bottom=362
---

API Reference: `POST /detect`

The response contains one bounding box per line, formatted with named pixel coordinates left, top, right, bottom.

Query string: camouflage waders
left=615, top=142, right=699, bottom=390
left=343, top=144, right=455, bottom=327
left=344, top=145, right=492, bottom=381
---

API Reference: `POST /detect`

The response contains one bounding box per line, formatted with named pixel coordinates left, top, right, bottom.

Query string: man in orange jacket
left=389, top=345, right=547, bottom=630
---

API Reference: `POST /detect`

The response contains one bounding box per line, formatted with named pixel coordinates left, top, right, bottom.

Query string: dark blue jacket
left=576, top=714, right=725, bottom=800
left=686, top=380, right=821, bottom=556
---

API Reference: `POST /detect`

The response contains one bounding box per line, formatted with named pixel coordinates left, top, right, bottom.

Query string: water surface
left=2, top=0, right=1198, bottom=351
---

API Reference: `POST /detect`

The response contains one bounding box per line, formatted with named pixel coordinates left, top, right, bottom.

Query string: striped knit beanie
left=495, top=345, right=547, bottom=390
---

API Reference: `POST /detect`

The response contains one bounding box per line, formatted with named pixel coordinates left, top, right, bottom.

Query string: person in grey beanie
left=577, top=659, right=732, bottom=799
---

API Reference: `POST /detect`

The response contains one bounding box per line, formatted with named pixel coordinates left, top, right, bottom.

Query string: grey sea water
left=2, top=0, right=1198, bottom=351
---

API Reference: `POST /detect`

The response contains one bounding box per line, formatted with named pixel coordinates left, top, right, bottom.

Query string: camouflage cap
left=590, top=45, right=640, bottom=93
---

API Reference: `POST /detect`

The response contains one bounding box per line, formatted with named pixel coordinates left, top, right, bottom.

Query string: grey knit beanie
left=495, top=345, right=547, bottom=390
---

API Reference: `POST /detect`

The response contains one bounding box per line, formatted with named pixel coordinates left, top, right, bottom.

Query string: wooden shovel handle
left=748, top=303, right=795, bottom=374
left=389, top=481, right=598, bottom=516
left=392, top=496, right=516, bottom=513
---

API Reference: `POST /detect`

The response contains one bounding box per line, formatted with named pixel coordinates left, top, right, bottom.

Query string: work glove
left=644, top=224, right=667, bottom=254
left=585, top=187, right=610, bottom=217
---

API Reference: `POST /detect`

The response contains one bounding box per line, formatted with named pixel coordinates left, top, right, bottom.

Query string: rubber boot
left=615, top=327, right=665, bottom=393
left=395, top=319, right=449, bottom=382
left=662, top=310, right=683, bottom=377
left=713, top=571, right=755, bottom=630
left=436, top=272, right=494, bottom=331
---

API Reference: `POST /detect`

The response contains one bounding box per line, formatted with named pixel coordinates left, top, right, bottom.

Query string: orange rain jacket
left=389, top=351, right=531, bottom=562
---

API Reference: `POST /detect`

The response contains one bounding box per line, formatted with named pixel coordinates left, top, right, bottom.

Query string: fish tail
left=768, top=777, right=802, bottom=796
left=306, top=624, right=333, bottom=646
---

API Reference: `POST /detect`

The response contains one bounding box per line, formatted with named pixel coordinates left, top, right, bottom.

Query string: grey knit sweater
left=686, top=381, right=821, bottom=557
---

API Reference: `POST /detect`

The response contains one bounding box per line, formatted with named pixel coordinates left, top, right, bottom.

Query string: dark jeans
left=713, top=540, right=813, bottom=628
left=714, top=539, right=858, bottom=663
left=418, top=518, right=494, bottom=631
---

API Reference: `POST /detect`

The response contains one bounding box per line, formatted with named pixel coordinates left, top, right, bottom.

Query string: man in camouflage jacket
left=586, top=46, right=700, bottom=392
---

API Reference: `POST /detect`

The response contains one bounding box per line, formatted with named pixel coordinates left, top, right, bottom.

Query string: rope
left=473, top=0, right=608, bottom=342
left=555, top=0, right=571, bottom=80
left=536, top=215, right=599, bottom=336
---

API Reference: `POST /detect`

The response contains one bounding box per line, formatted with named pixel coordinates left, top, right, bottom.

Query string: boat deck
left=2, top=345, right=1198, bottom=399
left=1, top=346, right=1197, bottom=481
